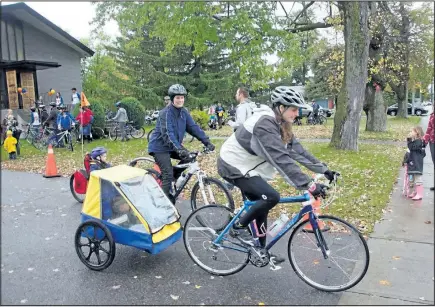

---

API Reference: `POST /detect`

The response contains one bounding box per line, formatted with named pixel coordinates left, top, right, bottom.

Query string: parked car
left=387, top=103, right=429, bottom=116
left=300, top=104, right=333, bottom=117
left=151, top=110, right=160, bottom=120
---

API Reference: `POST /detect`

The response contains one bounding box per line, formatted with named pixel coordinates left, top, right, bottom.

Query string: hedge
left=190, top=109, right=209, bottom=130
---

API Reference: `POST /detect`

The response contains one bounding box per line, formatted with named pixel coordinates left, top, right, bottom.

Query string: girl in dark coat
left=405, top=126, right=426, bottom=200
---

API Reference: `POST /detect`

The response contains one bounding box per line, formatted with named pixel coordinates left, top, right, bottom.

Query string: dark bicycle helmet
left=90, top=147, right=107, bottom=159
left=168, top=84, right=187, bottom=97
left=271, top=86, right=306, bottom=109
left=115, top=101, right=121, bottom=107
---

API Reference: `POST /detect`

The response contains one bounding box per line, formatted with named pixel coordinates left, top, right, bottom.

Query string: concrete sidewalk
left=339, top=115, right=434, bottom=305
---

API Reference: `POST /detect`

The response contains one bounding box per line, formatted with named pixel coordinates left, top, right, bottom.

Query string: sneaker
left=270, top=253, right=285, bottom=265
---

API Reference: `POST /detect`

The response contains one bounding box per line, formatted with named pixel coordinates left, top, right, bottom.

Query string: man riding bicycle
left=148, top=84, right=215, bottom=204
left=217, top=86, right=338, bottom=263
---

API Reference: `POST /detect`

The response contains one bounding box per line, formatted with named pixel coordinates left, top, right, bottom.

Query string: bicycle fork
left=308, top=211, right=330, bottom=259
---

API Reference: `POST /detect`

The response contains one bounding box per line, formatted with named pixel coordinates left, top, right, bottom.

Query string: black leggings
left=151, top=151, right=190, bottom=199
left=230, top=176, right=280, bottom=246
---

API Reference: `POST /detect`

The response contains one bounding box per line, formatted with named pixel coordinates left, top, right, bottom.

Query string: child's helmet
left=6, top=130, right=12, bottom=135
left=90, top=147, right=107, bottom=159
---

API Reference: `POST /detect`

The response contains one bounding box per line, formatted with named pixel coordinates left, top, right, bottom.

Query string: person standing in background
left=71, top=88, right=81, bottom=112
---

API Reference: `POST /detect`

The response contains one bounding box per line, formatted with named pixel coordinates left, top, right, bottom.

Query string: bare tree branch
left=279, top=1, right=289, bottom=19
left=288, top=1, right=315, bottom=28
left=288, top=22, right=336, bottom=33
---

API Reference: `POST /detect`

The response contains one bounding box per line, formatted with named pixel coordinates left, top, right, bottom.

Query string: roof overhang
left=0, top=60, right=61, bottom=71
left=1, top=3, right=94, bottom=58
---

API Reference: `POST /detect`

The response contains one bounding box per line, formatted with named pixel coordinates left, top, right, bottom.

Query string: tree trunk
left=365, top=85, right=387, bottom=131
left=330, top=2, right=371, bottom=151
left=395, top=84, right=408, bottom=118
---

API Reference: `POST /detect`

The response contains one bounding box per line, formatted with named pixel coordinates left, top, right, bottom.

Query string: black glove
left=204, top=142, right=215, bottom=152
left=324, top=170, right=339, bottom=184
left=308, top=182, right=329, bottom=199
left=177, top=148, right=191, bottom=160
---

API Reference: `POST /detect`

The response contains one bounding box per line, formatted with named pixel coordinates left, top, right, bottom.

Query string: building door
left=20, top=72, right=35, bottom=109
left=6, top=70, right=19, bottom=110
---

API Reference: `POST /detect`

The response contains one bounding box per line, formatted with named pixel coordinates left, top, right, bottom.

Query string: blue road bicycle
left=183, top=174, right=369, bottom=292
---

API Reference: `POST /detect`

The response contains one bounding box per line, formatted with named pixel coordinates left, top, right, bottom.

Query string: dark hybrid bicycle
left=183, top=173, right=369, bottom=292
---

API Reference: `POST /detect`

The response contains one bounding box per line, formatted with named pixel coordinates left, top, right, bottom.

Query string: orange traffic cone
left=43, top=144, right=61, bottom=178
left=302, top=196, right=329, bottom=233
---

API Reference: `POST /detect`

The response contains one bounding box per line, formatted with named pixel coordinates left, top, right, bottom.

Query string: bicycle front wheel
left=109, top=127, right=119, bottom=141
left=147, top=128, right=155, bottom=142
left=288, top=215, right=369, bottom=292
left=184, top=205, right=249, bottom=276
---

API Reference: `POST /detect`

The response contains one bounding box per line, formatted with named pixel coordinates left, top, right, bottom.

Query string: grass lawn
left=207, top=116, right=421, bottom=141
left=2, top=135, right=405, bottom=235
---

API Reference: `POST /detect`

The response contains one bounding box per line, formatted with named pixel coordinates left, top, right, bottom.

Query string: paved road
left=1, top=171, right=343, bottom=305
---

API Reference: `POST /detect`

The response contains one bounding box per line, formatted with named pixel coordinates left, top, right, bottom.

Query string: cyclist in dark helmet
left=148, top=84, right=215, bottom=203
left=217, top=86, right=339, bottom=264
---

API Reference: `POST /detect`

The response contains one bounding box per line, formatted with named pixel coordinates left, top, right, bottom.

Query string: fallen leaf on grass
left=155, top=276, right=162, bottom=279
left=210, top=276, right=215, bottom=280
left=20, top=299, right=28, bottom=304
left=112, top=285, right=121, bottom=290
left=133, top=276, right=137, bottom=279
left=182, top=281, right=190, bottom=285
left=313, top=260, right=320, bottom=265
left=392, top=256, right=401, bottom=260
left=379, top=280, right=391, bottom=286
left=28, top=268, right=34, bottom=271
left=170, top=295, right=179, bottom=300
left=53, top=268, right=59, bottom=272
left=8, top=270, right=14, bottom=273
left=195, top=285, right=202, bottom=289
left=419, top=297, right=425, bottom=301
left=424, top=221, right=432, bottom=224
left=259, top=303, right=265, bottom=306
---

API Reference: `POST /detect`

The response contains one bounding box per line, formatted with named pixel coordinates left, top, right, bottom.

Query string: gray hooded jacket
left=218, top=104, right=328, bottom=190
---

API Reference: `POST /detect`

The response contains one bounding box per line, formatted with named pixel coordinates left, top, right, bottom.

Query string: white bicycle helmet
left=271, top=86, right=306, bottom=109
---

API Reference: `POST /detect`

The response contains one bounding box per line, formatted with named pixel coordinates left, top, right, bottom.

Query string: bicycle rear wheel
left=288, top=215, right=369, bottom=292
left=130, top=126, right=145, bottom=139
left=184, top=205, right=249, bottom=276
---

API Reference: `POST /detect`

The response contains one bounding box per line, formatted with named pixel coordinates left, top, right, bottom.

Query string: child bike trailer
left=74, top=165, right=182, bottom=271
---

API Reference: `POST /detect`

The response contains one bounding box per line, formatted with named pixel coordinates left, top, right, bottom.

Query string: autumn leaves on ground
left=1, top=116, right=417, bottom=234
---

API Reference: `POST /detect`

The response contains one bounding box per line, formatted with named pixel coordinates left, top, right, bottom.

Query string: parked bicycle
left=146, top=127, right=194, bottom=143
left=108, top=121, right=145, bottom=141
left=44, top=128, right=76, bottom=151
left=183, top=173, right=370, bottom=292
left=128, top=147, right=234, bottom=212
left=306, top=111, right=327, bottom=125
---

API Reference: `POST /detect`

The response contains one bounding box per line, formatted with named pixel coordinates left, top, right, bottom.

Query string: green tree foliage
left=190, top=110, right=209, bottom=130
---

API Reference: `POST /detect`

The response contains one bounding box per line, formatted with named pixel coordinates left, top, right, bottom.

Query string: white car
left=151, top=111, right=160, bottom=120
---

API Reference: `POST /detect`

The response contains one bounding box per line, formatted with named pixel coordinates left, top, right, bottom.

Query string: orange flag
left=81, top=92, right=90, bottom=107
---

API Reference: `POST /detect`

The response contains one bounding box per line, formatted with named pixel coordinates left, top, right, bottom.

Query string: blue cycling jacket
left=148, top=104, right=209, bottom=153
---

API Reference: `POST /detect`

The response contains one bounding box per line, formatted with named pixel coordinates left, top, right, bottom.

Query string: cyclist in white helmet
left=217, top=86, right=338, bottom=263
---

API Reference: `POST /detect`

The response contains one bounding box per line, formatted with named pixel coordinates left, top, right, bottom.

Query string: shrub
left=190, top=109, right=209, bottom=129
left=120, top=97, right=145, bottom=128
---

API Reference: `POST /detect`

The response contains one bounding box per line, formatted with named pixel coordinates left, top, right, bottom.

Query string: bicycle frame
left=172, top=159, right=211, bottom=202
left=213, top=192, right=318, bottom=251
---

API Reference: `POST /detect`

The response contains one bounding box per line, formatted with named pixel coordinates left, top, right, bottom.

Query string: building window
left=7, top=22, right=17, bottom=61
left=1, top=18, right=25, bottom=61
left=15, top=26, right=24, bottom=61
left=1, top=20, right=8, bottom=60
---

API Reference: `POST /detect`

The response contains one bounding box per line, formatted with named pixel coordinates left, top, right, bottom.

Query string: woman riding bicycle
left=217, top=86, right=338, bottom=263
